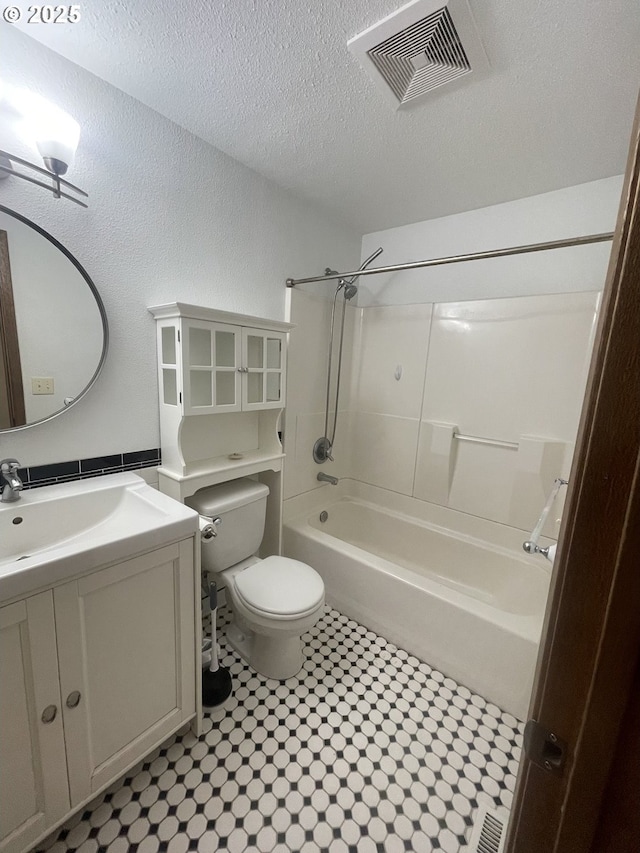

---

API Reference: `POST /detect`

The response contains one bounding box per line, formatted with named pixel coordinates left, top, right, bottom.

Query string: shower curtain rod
left=285, top=231, right=614, bottom=287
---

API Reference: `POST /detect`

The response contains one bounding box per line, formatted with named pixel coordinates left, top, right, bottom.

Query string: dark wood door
left=506, top=95, right=640, bottom=853
left=0, top=229, right=26, bottom=428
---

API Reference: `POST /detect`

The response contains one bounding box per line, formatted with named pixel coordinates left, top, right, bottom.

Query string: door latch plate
left=524, top=719, right=567, bottom=775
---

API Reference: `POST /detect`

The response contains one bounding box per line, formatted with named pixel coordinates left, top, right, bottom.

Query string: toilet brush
left=202, top=581, right=232, bottom=708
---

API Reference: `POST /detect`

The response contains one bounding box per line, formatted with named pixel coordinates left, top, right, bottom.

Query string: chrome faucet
left=0, top=458, right=23, bottom=502
left=317, top=472, right=339, bottom=486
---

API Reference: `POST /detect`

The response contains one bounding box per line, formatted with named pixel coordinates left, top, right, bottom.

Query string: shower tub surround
left=284, top=480, right=551, bottom=720
left=36, top=604, right=520, bottom=853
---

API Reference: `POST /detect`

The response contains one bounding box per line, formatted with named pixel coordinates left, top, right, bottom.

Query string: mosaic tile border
left=17, top=448, right=161, bottom=490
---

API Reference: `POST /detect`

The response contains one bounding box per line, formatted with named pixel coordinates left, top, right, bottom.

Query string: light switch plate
left=31, top=377, right=54, bottom=395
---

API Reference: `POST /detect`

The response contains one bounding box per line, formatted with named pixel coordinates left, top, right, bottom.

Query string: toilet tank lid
left=185, top=478, right=270, bottom=515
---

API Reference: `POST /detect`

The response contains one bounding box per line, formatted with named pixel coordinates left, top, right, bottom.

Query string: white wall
left=359, top=176, right=623, bottom=306
left=0, top=27, right=360, bottom=466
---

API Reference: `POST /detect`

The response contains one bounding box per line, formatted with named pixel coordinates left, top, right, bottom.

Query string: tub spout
left=317, top=472, right=339, bottom=486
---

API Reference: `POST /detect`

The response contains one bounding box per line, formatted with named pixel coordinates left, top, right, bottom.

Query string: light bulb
left=0, top=82, right=81, bottom=175
left=35, top=109, right=80, bottom=176
left=0, top=81, right=86, bottom=204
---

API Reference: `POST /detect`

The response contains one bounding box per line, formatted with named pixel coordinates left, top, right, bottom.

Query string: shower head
left=343, top=283, right=358, bottom=300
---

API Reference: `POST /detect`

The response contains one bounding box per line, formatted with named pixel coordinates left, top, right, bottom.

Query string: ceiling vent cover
left=348, top=0, right=488, bottom=108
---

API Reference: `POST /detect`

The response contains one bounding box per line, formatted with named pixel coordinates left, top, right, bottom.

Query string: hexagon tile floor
left=36, top=605, right=522, bottom=853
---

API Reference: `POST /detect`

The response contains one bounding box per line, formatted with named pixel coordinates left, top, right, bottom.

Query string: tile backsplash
left=17, top=448, right=161, bottom=490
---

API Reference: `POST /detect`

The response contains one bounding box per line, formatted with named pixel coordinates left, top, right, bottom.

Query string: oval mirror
left=0, top=206, right=108, bottom=430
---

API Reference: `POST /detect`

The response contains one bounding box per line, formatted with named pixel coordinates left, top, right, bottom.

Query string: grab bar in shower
left=452, top=432, right=519, bottom=450
left=523, top=478, right=569, bottom=559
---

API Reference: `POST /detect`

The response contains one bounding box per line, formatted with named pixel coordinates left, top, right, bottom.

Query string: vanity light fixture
left=0, top=84, right=88, bottom=207
left=0, top=148, right=88, bottom=207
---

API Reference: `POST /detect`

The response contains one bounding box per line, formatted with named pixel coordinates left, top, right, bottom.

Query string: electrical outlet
left=31, top=377, right=54, bottom=395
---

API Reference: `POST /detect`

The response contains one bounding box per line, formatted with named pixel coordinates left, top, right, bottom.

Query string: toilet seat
left=233, top=556, right=324, bottom=620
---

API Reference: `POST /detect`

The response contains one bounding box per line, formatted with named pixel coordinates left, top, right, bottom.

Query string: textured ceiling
left=12, top=0, right=640, bottom=232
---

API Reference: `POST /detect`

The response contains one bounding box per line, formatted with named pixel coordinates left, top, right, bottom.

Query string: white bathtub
left=283, top=482, right=551, bottom=719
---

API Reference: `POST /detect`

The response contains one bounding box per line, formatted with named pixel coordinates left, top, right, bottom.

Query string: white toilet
left=186, top=478, right=325, bottom=680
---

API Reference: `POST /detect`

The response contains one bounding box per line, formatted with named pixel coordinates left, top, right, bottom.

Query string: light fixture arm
left=0, top=148, right=88, bottom=207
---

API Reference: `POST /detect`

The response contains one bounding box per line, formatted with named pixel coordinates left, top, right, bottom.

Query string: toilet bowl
left=186, top=479, right=325, bottom=680
left=223, top=555, right=325, bottom=679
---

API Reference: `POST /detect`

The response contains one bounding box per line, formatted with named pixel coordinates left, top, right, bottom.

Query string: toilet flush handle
left=201, top=516, right=222, bottom=540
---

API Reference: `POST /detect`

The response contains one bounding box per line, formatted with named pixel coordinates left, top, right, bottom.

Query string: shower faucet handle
left=313, top=437, right=334, bottom=464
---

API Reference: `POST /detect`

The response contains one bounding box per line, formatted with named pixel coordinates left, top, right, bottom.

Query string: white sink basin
left=0, top=472, right=198, bottom=602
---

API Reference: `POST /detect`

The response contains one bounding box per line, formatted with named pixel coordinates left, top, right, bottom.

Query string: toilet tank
left=185, top=478, right=270, bottom=573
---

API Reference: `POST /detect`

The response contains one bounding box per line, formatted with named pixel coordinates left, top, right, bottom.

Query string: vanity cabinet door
left=0, top=593, right=69, bottom=853
left=182, top=320, right=242, bottom=415
left=53, top=541, right=196, bottom=806
left=241, top=328, right=286, bottom=411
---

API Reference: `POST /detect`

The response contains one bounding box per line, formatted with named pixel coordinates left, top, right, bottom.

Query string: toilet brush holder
left=202, top=581, right=233, bottom=709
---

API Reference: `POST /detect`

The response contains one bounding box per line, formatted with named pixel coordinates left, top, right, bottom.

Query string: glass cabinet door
left=182, top=321, right=241, bottom=414
left=213, top=327, right=240, bottom=410
left=241, top=328, right=286, bottom=411
left=159, top=324, right=179, bottom=407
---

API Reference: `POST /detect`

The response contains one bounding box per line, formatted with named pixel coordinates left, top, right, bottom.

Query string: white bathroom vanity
left=0, top=473, right=199, bottom=853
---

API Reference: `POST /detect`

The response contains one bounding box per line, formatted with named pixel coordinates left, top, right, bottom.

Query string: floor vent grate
left=467, top=804, right=508, bottom=853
